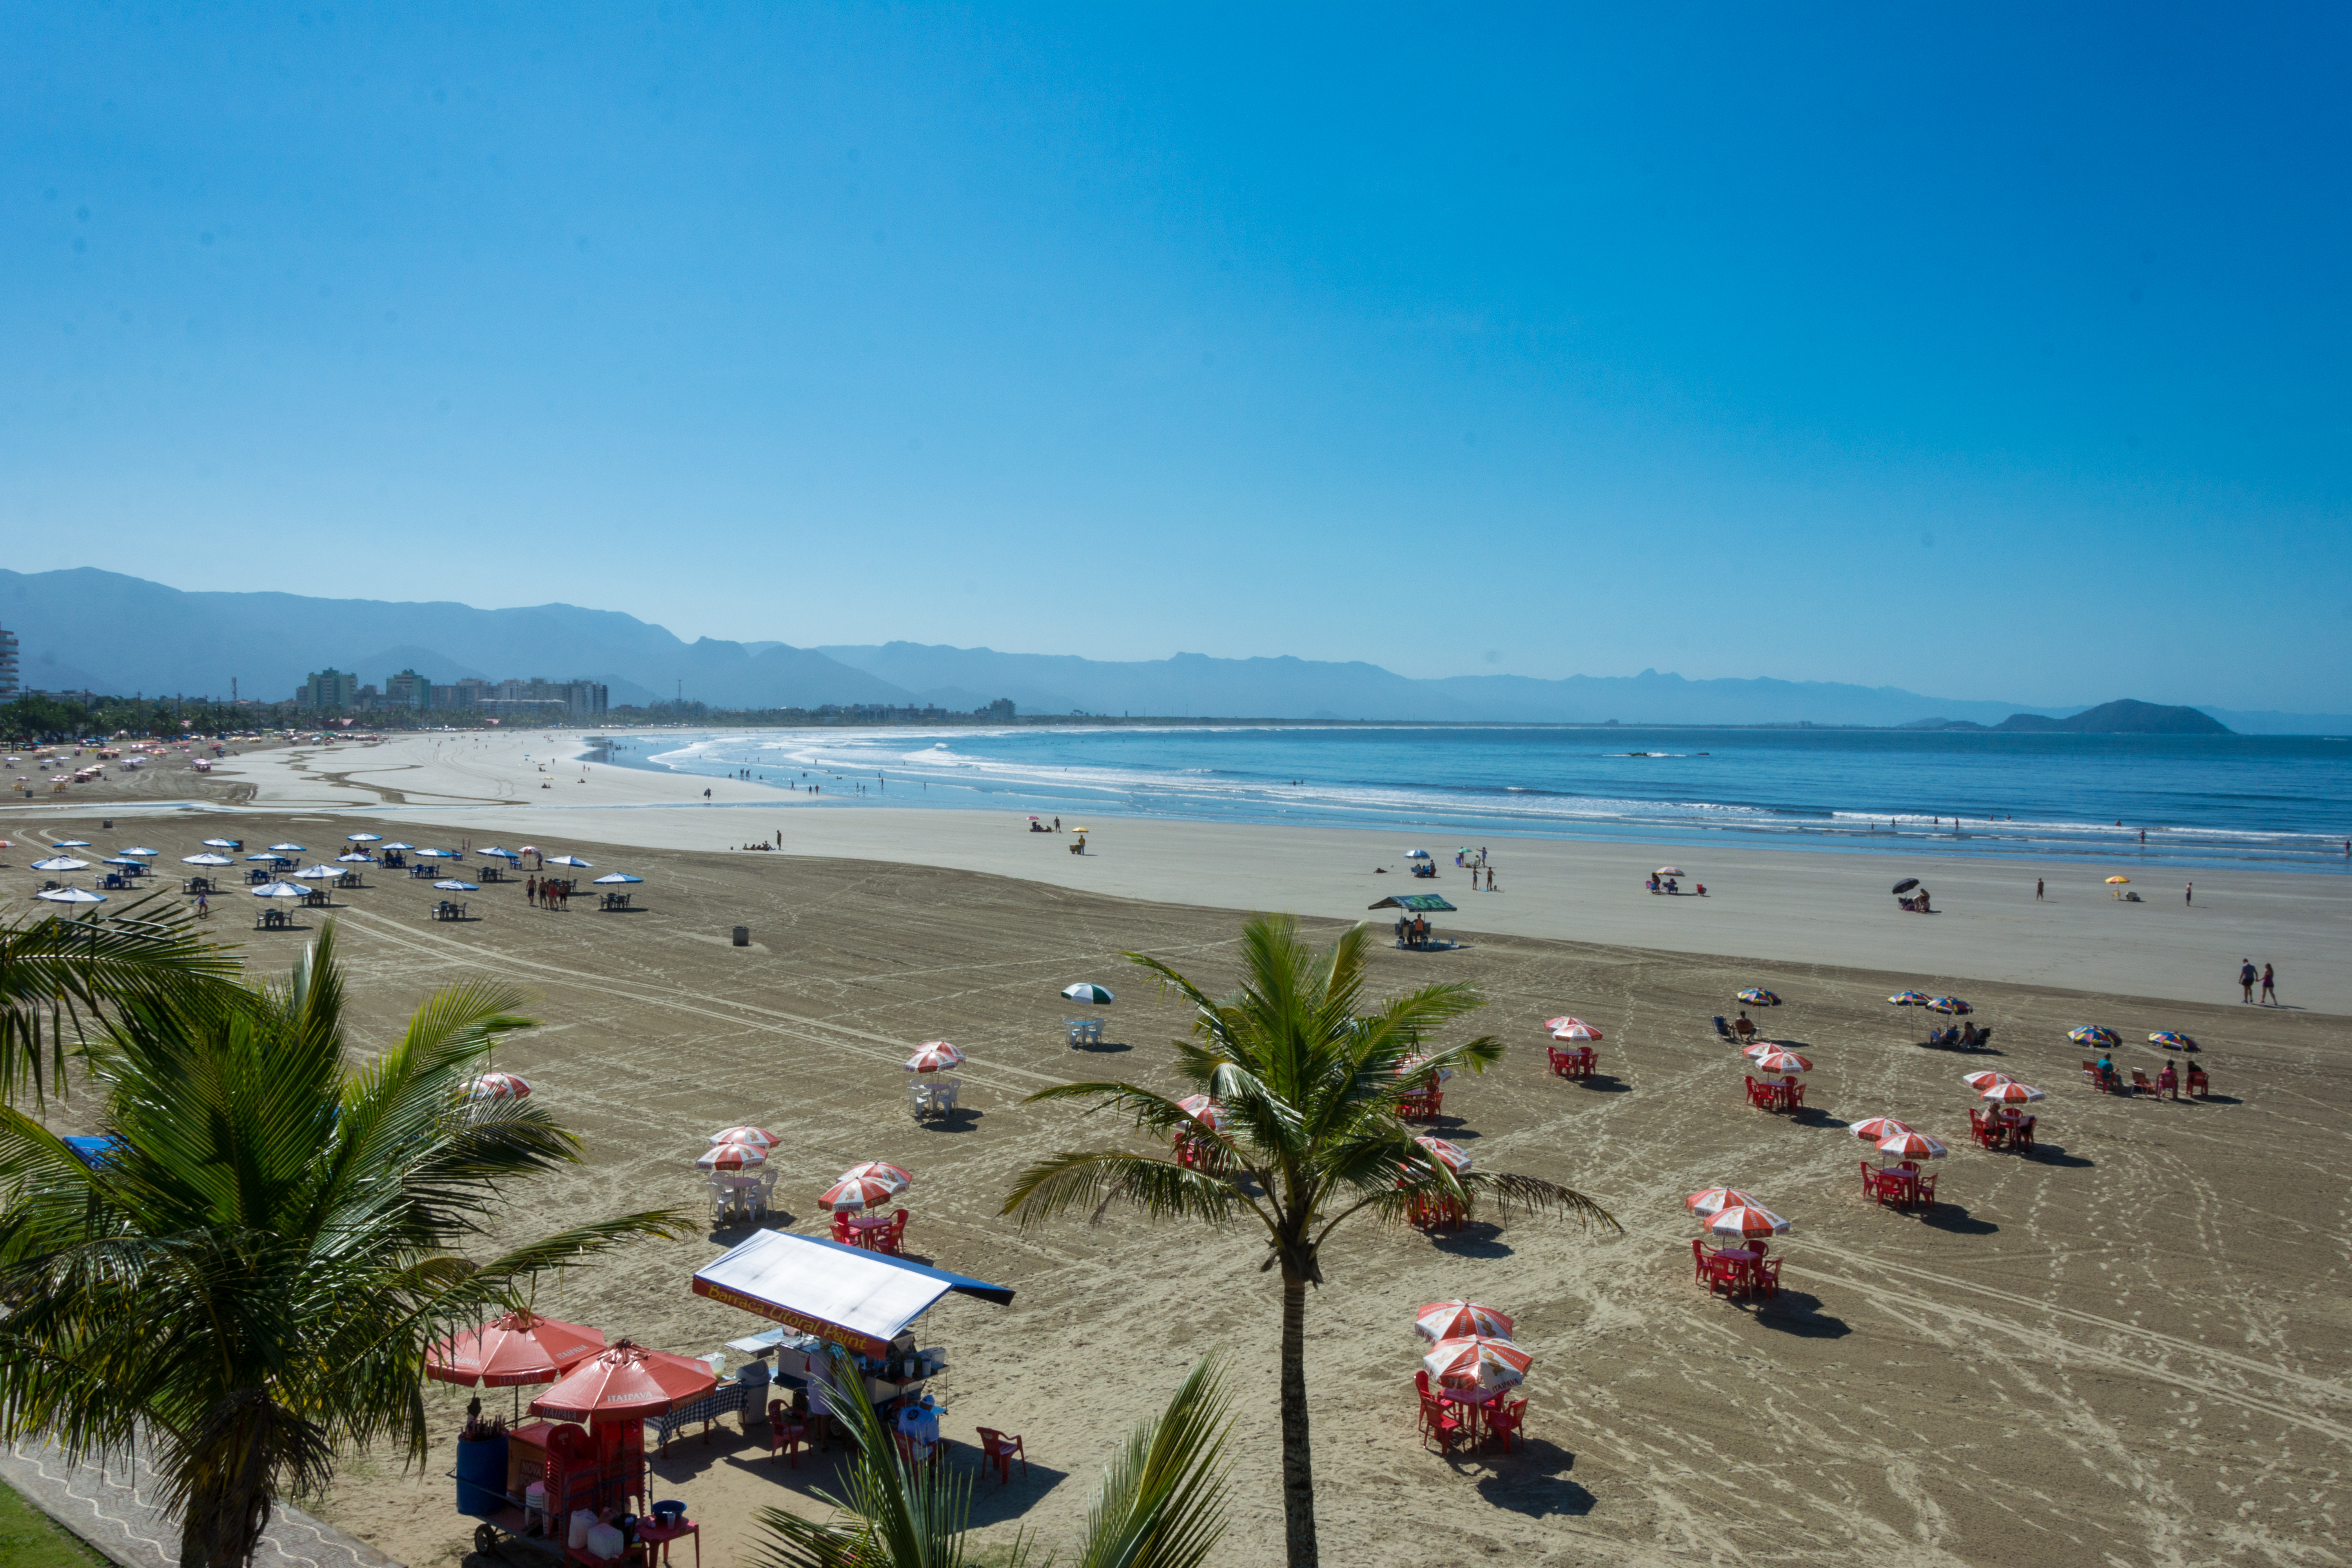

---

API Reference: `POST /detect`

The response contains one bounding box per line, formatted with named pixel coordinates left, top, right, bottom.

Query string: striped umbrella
left=1550, top=1022, right=1603, bottom=1043
left=31, top=856, right=88, bottom=872
left=818, top=1172, right=898, bottom=1212
left=1422, top=1335, right=1532, bottom=1393
left=1738, top=988, right=1781, bottom=1005
left=1706, top=1203, right=1791, bottom=1240
left=1749, top=1048, right=1812, bottom=1074
left=1062, top=982, right=1115, bottom=1004
left=1849, top=1116, right=1911, bottom=1142
left=1887, top=991, right=1930, bottom=1006
left=2149, top=1031, right=2198, bottom=1050
left=1541, top=1015, right=1597, bottom=1034
left=1412, top=1136, right=1473, bottom=1173
left=1684, top=1186, right=1762, bottom=1216
left=696, top=1142, right=768, bottom=1172
left=709, top=1126, right=780, bottom=1149
left=1959, top=1071, right=2009, bottom=1092
left=1876, top=1130, right=1948, bottom=1161
left=905, top=1041, right=965, bottom=1073
left=2069, top=1025, right=2120, bottom=1047
left=1927, top=996, right=1971, bottom=1014
left=1980, top=1081, right=2045, bottom=1104
left=836, top=1161, right=912, bottom=1193
left=468, top=1072, right=533, bottom=1100
left=1174, top=1094, right=1226, bottom=1131
left=1414, top=1301, right=1515, bottom=1344
left=1395, top=1053, right=1455, bottom=1083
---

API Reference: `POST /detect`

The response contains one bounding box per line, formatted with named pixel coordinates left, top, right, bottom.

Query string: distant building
left=978, top=697, right=1015, bottom=718
left=298, top=668, right=358, bottom=709
left=384, top=669, right=431, bottom=710
left=440, top=676, right=606, bottom=719
left=0, top=623, right=17, bottom=699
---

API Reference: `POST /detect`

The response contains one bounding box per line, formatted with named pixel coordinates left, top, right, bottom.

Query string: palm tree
left=1001, top=914, right=1618, bottom=1568
left=755, top=1347, right=1233, bottom=1568
left=0, top=891, right=245, bottom=1104
left=0, top=925, right=690, bottom=1568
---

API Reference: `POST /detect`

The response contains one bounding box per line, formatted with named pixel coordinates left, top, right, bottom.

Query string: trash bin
left=454, top=1432, right=508, bottom=1516
left=732, top=925, right=750, bottom=947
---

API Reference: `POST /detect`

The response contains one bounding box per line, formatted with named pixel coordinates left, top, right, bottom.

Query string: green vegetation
left=0, top=1480, right=109, bottom=1568
left=1002, top=914, right=1618, bottom=1568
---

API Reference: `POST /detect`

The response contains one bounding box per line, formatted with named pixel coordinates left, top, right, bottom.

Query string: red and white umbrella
left=1174, top=1094, right=1226, bottom=1131
left=1959, top=1071, right=2010, bottom=1093
left=1412, top=1135, right=1473, bottom=1173
left=905, top=1042, right=965, bottom=1074
left=1549, top=1021, right=1603, bottom=1042
left=1422, top=1334, right=1532, bottom=1393
left=426, top=1308, right=606, bottom=1389
left=467, top=1072, right=532, bottom=1100
left=1980, top=1081, right=2045, bottom=1104
left=1739, top=1040, right=1780, bottom=1061
left=710, top=1125, right=780, bottom=1148
left=1849, top=1116, right=1912, bottom=1142
left=530, top=1341, right=717, bottom=1424
left=1541, top=1016, right=1597, bottom=1036
left=1395, top=1053, right=1455, bottom=1083
left=1706, top=1203, right=1791, bottom=1240
left=1414, top=1301, right=1515, bottom=1344
left=1749, top=1048, right=1811, bottom=1074
left=1685, top=1186, right=1763, bottom=1217
left=696, top=1142, right=768, bottom=1171
left=818, top=1172, right=898, bottom=1212
left=1875, top=1129, right=1948, bottom=1161
left=836, top=1161, right=912, bottom=1193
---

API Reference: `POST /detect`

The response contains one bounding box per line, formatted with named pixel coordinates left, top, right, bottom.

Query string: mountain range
left=2, top=568, right=2342, bottom=733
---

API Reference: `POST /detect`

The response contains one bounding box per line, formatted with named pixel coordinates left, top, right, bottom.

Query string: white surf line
left=325, top=907, right=1068, bottom=1092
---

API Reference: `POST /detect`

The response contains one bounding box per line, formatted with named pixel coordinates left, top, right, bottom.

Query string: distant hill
left=1994, top=700, right=2232, bottom=735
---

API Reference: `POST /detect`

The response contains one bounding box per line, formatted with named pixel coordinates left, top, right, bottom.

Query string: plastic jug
left=568, top=1509, right=598, bottom=1549
left=586, top=1521, right=626, bottom=1560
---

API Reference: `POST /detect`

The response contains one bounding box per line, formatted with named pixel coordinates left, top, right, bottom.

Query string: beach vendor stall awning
left=693, top=1229, right=1013, bottom=1359
left=1367, top=894, right=1457, bottom=913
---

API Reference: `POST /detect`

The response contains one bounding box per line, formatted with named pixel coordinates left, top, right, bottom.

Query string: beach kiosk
left=694, top=1230, right=1013, bottom=1412
left=1369, top=893, right=1458, bottom=951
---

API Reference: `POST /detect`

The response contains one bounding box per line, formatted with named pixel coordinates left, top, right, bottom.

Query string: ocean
left=588, top=725, right=2352, bottom=873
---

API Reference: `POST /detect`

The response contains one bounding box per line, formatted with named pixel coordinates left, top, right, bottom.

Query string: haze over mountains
left=2, top=568, right=2341, bottom=733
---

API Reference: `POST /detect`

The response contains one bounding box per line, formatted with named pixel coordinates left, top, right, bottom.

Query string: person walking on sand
left=2238, top=959, right=2257, bottom=1002
left=2261, top=963, right=2277, bottom=1005
left=526, top=873, right=538, bottom=906
left=2186, top=882, right=2192, bottom=906
left=2035, top=878, right=2045, bottom=900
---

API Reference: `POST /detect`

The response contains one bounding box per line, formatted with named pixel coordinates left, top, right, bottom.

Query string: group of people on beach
left=526, top=874, right=572, bottom=909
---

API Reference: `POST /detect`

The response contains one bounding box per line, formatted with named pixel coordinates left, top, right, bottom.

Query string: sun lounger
left=1712, top=1016, right=1734, bottom=1040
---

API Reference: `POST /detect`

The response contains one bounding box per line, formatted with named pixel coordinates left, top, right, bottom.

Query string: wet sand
left=7, top=791, right=2347, bottom=1568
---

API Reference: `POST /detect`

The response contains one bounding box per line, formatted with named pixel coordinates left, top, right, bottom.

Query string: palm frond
left=1074, top=1353, right=1235, bottom=1568
left=1000, top=1152, right=1252, bottom=1232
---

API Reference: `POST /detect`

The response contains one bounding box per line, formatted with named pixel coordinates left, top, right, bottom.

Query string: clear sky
left=5, top=4, right=2347, bottom=711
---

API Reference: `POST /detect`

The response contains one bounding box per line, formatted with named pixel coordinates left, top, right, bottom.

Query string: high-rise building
left=298, top=668, right=358, bottom=709
left=0, top=623, right=18, bottom=699
left=384, top=669, right=431, bottom=710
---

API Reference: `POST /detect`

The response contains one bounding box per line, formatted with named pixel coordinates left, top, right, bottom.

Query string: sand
left=5, top=731, right=2349, bottom=1568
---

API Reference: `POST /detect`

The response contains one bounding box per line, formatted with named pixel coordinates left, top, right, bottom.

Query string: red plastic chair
left=1690, top=1237, right=1712, bottom=1284
left=766, top=1400, right=808, bottom=1468
left=876, top=1209, right=909, bottom=1256
left=1484, top=1398, right=1527, bottom=1454
left=976, top=1427, right=1027, bottom=1483
left=1546, top=1046, right=1574, bottom=1077
left=2187, top=1066, right=2209, bottom=1098
left=1755, top=1258, right=1783, bottom=1300
left=1420, top=1396, right=1466, bottom=1454
left=830, top=1212, right=854, bottom=1245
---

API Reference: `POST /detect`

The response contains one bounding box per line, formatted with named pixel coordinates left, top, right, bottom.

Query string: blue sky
left=5, top=4, right=2347, bottom=710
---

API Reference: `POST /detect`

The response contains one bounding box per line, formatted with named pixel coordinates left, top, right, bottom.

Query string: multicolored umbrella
left=1887, top=991, right=1930, bottom=1006
left=1980, top=1081, right=2045, bottom=1104
left=1412, top=1135, right=1473, bottom=1173
left=1749, top=1048, right=1812, bottom=1074
left=696, top=1142, right=768, bottom=1171
left=1959, top=1071, right=2010, bottom=1092
left=1875, top=1129, right=1948, bottom=1161
left=1927, top=996, right=1971, bottom=1014
left=1174, top=1094, right=1226, bottom=1131
left=2069, top=1025, right=2120, bottom=1047
left=2105, top=876, right=2131, bottom=885
left=836, top=1161, right=912, bottom=1193
left=710, top=1126, right=780, bottom=1148
left=818, top=1172, right=898, bottom=1212
left=1541, top=1015, right=1597, bottom=1034
left=1738, top=988, right=1781, bottom=1006
left=467, top=1072, right=532, bottom=1100
left=1414, top=1301, right=1515, bottom=1343
left=904, top=1041, right=965, bottom=1073
left=1706, top=1203, right=1791, bottom=1240
left=1849, top=1116, right=1913, bottom=1142
left=530, top=1341, right=717, bottom=1423
left=1684, top=1186, right=1763, bottom=1216
left=1422, top=1335, right=1533, bottom=1393
left=426, top=1308, right=605, bottom=1389
left=2149, top=1031, right=2198, bottom=1050
left=1550, top=1022, right=1603, bottom=1042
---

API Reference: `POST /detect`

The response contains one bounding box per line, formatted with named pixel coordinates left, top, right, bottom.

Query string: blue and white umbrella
left=267, top=842, right=307, bottom=853
left=182, top=853, right=234, bottom=867
left=37, top=885, right=105, bottom=904
left=336, top=851, right=373, bottom=864
left=381, top=842, right=416, bottom=851
left=433, top=879, right=481, bottom=893
left=246, top=853, right=288, bottom=863
left=121, top=846, right=160, bottom=857
left=416, top=848, right=458, bottom=859
left=545, top=855, right=593, bottom=867
left=291, top=864, right=340, bottom=880
left=54, top=839, right=92, bottom=848
left=201, top=838, right=240, bottom=849
left=591, top=873, right=642, bottom=885
left=252, top=882, right=308, bottom=899
left=479, top=846, right=522, bottom=861
left=31, top=856, right=89, bottom=872
left=346, top=833, right=382, bottom=843
left=102, top=857, right=145, bottom=869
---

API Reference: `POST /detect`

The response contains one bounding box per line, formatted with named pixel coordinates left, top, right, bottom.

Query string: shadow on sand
left=1754, top=1289, right=1850, bottom=1339
left=1427, top=1222, right=1514, bottom=1260
left=1467, top=1439, right=1595, bottom=1516
left=1921, top=1204, right=1998, bottom=1236
left=1574, top=1074, right=1632, bottom=1094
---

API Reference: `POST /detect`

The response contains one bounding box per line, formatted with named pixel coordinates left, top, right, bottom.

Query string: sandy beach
left=6, top=731, right=2348, bottom=1568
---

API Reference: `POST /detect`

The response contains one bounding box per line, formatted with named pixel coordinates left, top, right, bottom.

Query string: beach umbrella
left=530, top=1341, right=716, bottom=1424
left=592, top=873, right=643, bottom=885
left=245, top=853, right=286, bottom=863
left=479, top=846, right=521, bottom=861
left=1173, top=1094, right=1226, bottom=1131
left=252, top=882, right=308, bottom=899
left=836, top=1161, right=912, bottom=1193
left=102, top=857, right=146, bottom=869
left=1875, top=1129, right=1948, bottom=1161
left=1655, top=866, right=1686, bottom=877
left=426, top=1307, right=605, bottom=1389
left=54, top=839, right=92, bottom=848
left=518, top=846, right=541, bottom=855
left=1412, top=1135, right=1473, bottom=1173
left=120, top=846, right=159, bottom=857
left=336, top=851, right=373, bottom=863
left=1737, top=988, right=1780, bottom=1006
left=1541, top=1015, right=1595, bottom=1034
left=1706, top=1203, right=1791, bottom=1240
left=2105, top=876, right=2130, bottom=885
left=1848, top=1116, right=1912, bottom=1142
left=1414, top=1301, right=1515, bottom=1343
left=545, top=855, right=593, bottom=867
left=1887, top=991, right=1930, bottom=1006
left=905, top=1041, right=965, bottom=1073
left=1891, top=878, right=1920, bottom=895
left=31, top=856, right=89, bottom=872
left=1685, top=1186, right=1763, bottom=1216
left=1405, top=849, right=1431, bottom=860
left=291, top=864, right=339, bottom=880
left=2150, top=1031, right=2198, bottom=1049
left=267, top=842, right=307, bottom=853
left=2068, top=1025, right=2120, bottom=1047
left=201, top=838, right=239, bottom=848
left=467, top=1072, right=533, bottom=1100
left=182, top=853, right=233, bottom=866
left=1061, top=982, right=1115, bottom=1004
left=709, top=1126, right=781, bottom=1149
left=1980, top=1081, right=2045, bottom=1104
left=1739, top=1040, right=1782, bottom=1061
left=346, top=833, right=382, bottom=842
left=433, top=880, right=481, bottom=893
left=1422, top=1335, right=1532, bottom=1394
left=696, top=1142, right=767, bottom=1171
left=1394, top=1053, right=1455, bottom=1085
left=818, top=1172, right=898, bottom=1212
left=35, top=886, right=105, bottom=904
left=1927, top=996, right=1971, bottom=1014
left=1749, top=1048, right=1811, bottom=1074
left=1550, top=1022, right=1603, bottom=1043
left=1959, top=1071, right=2010, bottom=1092
left=381, top=842, right=416, bottom=851
left=416, top=848, right=457, bottom=859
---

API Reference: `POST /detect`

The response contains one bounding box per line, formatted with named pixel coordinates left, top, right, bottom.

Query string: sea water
left=589, top=725, right=2352, bottom=872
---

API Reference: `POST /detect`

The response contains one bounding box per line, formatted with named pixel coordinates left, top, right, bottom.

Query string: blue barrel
left=454, top=1434, right=508, bottom=1516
